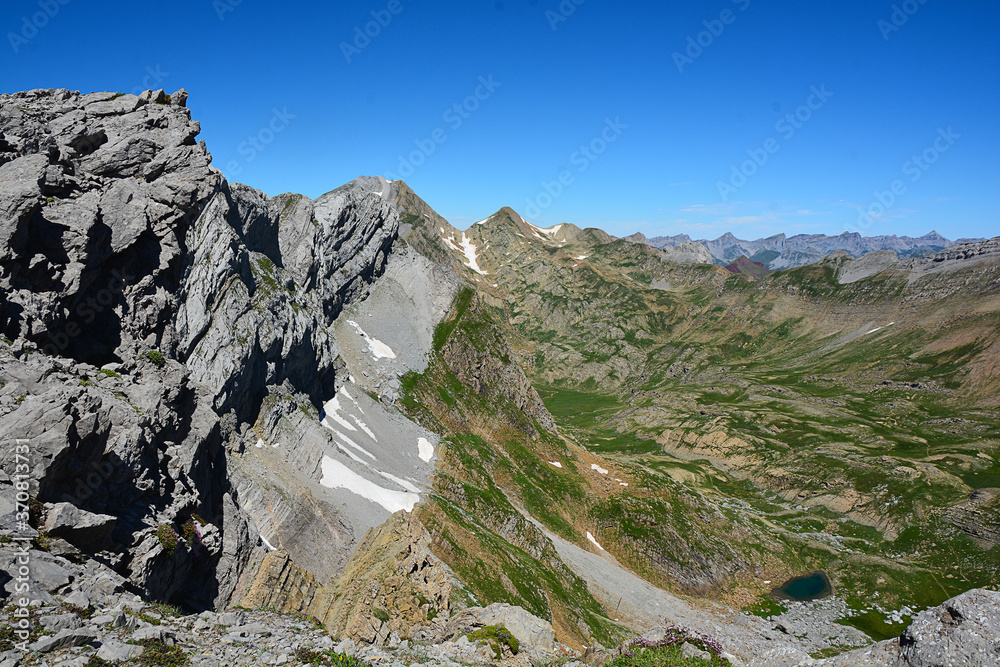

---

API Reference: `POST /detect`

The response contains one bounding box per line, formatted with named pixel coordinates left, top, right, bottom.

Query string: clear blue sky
left=3, top=0, right=998, bottom=241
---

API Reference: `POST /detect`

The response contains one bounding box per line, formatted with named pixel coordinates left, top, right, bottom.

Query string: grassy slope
left=392, top=187, right=999, bottom=642
left=399, top=290, right=627, bottom=648
left=477, top=231, right=1000, bottom=641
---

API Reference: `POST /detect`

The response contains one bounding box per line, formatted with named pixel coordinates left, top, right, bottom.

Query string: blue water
left=772, top=571, right=832, bottom=601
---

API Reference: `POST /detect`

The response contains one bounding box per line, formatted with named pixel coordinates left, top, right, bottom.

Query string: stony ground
left=0, top=601, right=577, bottom=667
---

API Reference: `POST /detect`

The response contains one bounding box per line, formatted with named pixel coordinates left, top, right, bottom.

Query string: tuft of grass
left=293, top=648, right=367, bottom=666
left=145, top=350, right=166, bottom=368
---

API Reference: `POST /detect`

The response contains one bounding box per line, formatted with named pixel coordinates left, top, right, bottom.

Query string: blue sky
left=3, top=0, right=998, bottom=241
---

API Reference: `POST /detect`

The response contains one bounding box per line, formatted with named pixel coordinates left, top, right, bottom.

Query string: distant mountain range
left=623, top=230, right=986, bottom=270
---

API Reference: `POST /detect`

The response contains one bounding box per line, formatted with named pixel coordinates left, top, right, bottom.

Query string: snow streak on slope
left=320, top=455, right=419, bottom=513
left=587, top=531, right=605, bottom=551
left=442, top=232, right=488, bottom=275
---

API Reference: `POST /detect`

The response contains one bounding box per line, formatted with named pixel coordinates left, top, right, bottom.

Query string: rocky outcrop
left=439, top=299, right=557, bottom=437
left=660, top=241, right=713, bottom=265
left=0, top=88, right=401, bottom=612
left=944, top=488, right=1000, bottom=544
left=0, top=88, right=217, bottom=363
left=438, top=603, right=556, bottom=655
left=231, top=513, right=453, bottom=645
left=835, top=249, right=900, bottom=284
left=815, top=588, right=1000, bottom=666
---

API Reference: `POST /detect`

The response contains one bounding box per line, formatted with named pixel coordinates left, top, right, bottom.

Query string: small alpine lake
left=771, top=571, right=832, bottom=601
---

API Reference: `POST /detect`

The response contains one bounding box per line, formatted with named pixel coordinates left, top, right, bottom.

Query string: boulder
left=29, top=627, right=96, bottom=653
left=96, top=638, right=145, bottom=662
left=42, top=502, right=116, bottom=549
left=443, top=603, right=556, bottom=654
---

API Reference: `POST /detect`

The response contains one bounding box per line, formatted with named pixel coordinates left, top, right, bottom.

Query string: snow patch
left=591, top=463, right=609, bottom=475
left=347, top=320, right=397, bottom=359
left=255, top=439, right=264, bottom=449
left=548, top=461, right=563, bottom=468
left=865, top=322, right=896, bottom=336
left=587, top=531, right=605, bottom=551
left=320, top=455, right=419, bottom=513
left=417, top=437, right=435, bottom=462
left=260, top=535, right=277, bottom=552
left=443, top=232, right=488, bottom=275
left=322, top=396, right=357, bottom=432
left=575, top=255, right=589, bottom=260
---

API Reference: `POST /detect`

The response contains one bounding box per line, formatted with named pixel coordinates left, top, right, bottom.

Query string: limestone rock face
left=230, top=513, right=453, bottom=646
left=0, top=89, right=218, bottom=363
left=0, top=89, right=401, bottom=611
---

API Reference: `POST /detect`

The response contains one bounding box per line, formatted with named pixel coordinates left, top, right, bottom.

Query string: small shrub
left=156, top=524, right=179, bottom=554
left=296, top=612, right=324, bottom=629
left=85, top=656, right=113, bottom=666
left=181, top=519, right=206, bottom=560
left=98, top=368, right=121, bottom=379
left=372, top=608, right=390, bottom=624
left=467, top=624, right=519, bottom=659
left=133, top=638, right=189, bottom=666
left=293, top=648, right=366, bottom=666
left=145, top=350, right=166, bottom=368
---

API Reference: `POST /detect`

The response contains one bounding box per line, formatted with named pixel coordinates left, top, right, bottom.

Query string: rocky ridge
left=642, top=230, right=980, bottom=270
left=0, top=87, right=406, bottom=618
